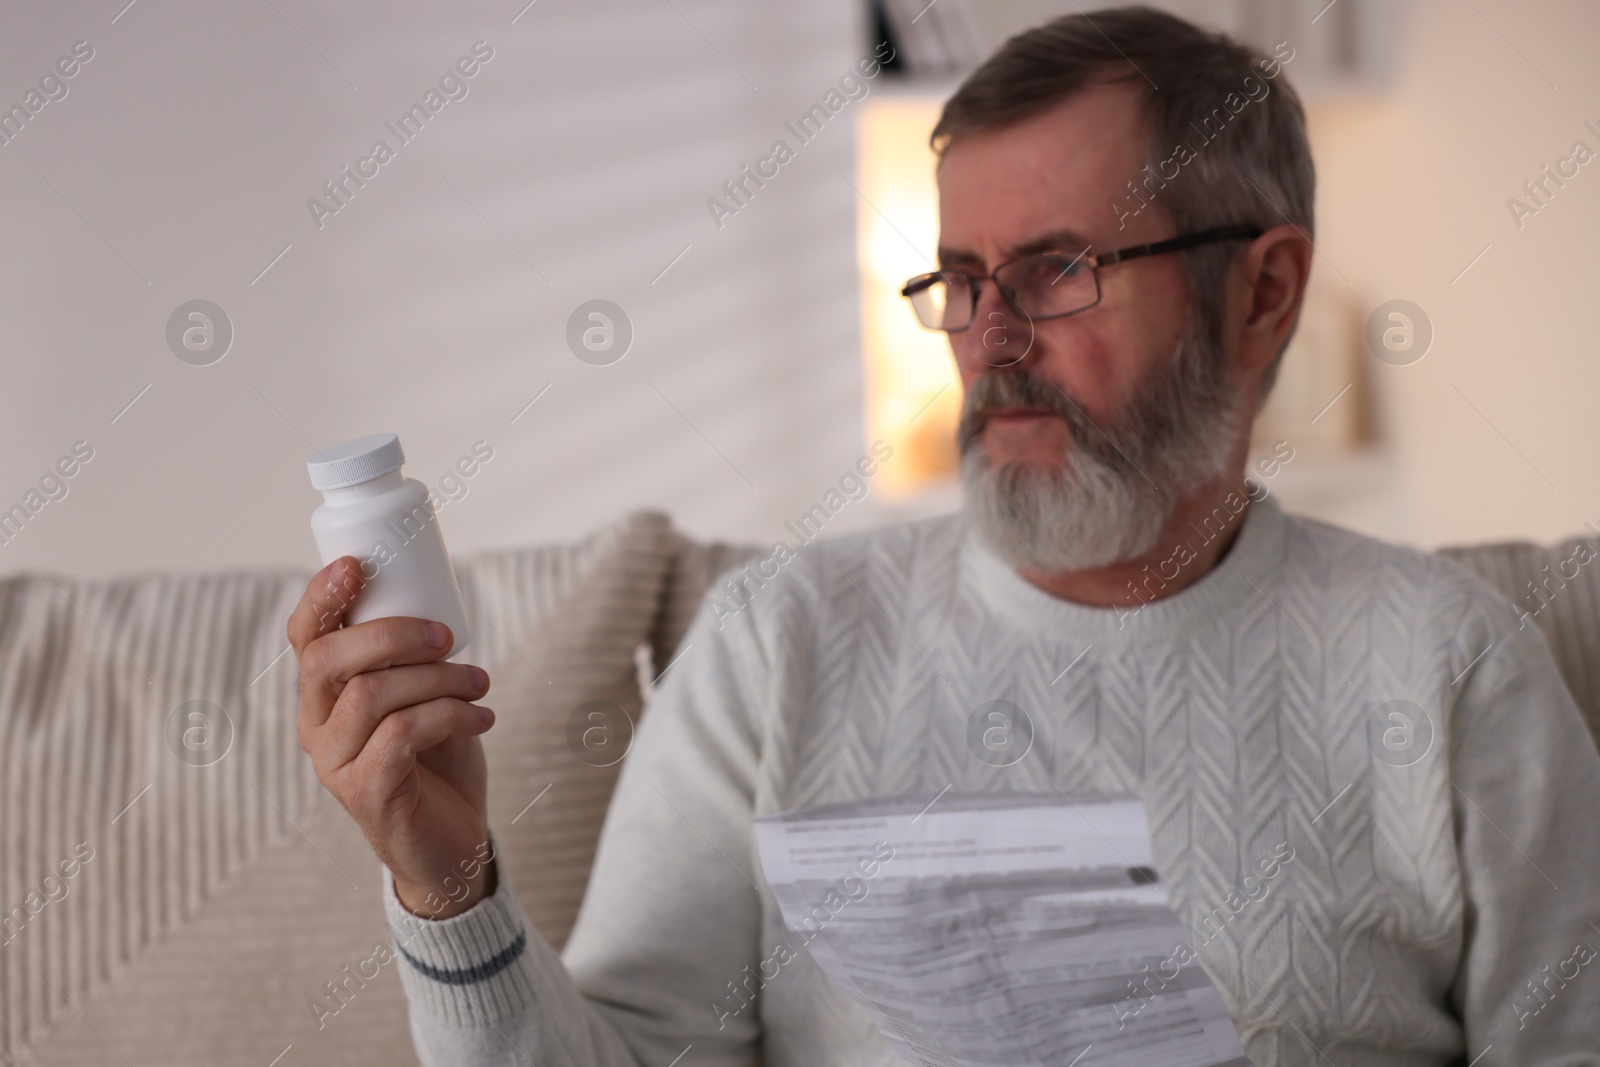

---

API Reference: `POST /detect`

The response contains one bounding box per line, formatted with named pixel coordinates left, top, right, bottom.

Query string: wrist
left=393, top=853, right=498, bottom=921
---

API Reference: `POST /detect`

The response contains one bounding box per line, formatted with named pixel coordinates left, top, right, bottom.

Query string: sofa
left=1, top=510, right=1596, bottom=1066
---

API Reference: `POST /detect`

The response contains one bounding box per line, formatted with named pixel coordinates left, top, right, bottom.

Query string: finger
left=297, top=615, right=458, bottom=730
left=291, top=558, right=366, bottom=747
left=355, top=698, right=494, bottom=802
left=287, top=557, right=366, bottom=656
left=320, top=661, right=492, bottom=771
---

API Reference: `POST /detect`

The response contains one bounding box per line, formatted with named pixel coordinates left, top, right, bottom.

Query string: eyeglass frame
left=899, top=223, right=1264, bottom=332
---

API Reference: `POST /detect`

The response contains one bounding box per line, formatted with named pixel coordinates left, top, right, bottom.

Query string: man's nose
left=964, top=281, right=1035, bottom=369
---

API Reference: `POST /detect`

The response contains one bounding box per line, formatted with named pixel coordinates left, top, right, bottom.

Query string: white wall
left=1284, top=0, right=1600, bottom=550
left=0, top=0, right=869, bottom=578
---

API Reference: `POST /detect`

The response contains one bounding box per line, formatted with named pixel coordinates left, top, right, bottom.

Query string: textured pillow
left=1436, top=532, right=1600, bottom=746
left=1, top=511, right=676, bottom=1067
left=647, top=526, right=766, bottom=696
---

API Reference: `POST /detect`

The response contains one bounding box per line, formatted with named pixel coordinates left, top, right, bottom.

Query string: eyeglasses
left=899, top=223, right=1263, bottom=332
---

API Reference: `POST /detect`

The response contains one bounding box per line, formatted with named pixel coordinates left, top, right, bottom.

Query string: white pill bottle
left=307, top=433, right=472, bottom=658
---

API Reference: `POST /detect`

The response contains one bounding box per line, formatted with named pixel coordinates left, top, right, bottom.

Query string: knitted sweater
left=383, top=496, right=1600, bottom=1066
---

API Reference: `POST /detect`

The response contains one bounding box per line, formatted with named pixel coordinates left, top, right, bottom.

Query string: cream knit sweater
left=383, top=496, right=1600, bottom=1065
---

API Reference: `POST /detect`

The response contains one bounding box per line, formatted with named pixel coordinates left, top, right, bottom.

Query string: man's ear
left=1235, top=223, right=1313, bottom=376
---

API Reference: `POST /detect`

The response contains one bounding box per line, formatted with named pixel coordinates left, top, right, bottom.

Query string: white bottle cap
left=306, top=433, right=406, bottom=491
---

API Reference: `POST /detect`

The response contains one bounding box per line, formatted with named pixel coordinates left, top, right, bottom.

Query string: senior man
left=288, top=7, right=1600, bottom=1065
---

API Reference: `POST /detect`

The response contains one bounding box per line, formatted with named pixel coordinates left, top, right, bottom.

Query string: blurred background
left=1, top=0, right=1597, bottom=579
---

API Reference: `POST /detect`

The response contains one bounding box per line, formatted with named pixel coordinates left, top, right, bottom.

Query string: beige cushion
left=1437, top=532, right=1600, bottom=746
left=648, top=527, right=766, bottom=690
left=2, top=511, right=677, bottom=1067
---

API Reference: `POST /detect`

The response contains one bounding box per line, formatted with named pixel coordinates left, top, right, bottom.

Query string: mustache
left=958, top=370, right=1117, bottom=464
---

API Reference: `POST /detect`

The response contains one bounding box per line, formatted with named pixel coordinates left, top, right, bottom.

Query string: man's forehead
left=937, top=226, right=1096, bottom=266
left=933, top=82, right=1150, bottom=265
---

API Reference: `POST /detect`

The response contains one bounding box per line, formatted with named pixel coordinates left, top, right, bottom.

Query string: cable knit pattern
left=388, top=496, right=1600, bottom=1067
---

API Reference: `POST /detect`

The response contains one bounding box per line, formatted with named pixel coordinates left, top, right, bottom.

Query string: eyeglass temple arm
left=1093, top=224, right=1263, bottom=267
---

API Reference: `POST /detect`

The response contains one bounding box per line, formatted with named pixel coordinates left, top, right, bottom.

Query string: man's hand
left=290, top=556, right=497, bottom=920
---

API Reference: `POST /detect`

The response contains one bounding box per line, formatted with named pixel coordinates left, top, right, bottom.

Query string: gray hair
left=930, top=5, right=1315, bottom=396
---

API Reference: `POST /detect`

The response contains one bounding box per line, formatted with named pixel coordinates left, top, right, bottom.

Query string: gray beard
left=959, top=310, right=1244, bottom=574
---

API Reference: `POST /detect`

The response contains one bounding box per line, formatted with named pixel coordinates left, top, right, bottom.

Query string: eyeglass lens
left=909, top=252, right=1097, bottom=331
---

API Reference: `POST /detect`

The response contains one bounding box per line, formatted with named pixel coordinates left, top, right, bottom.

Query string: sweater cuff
left=383, top=852, right=540, bottom=1028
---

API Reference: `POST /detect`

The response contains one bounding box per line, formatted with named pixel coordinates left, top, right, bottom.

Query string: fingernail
left=325, top=559, right=344, bottom=591
left=426, top=622, right=450, bottom=649
left=478, top=706, right=495, bottom=726
left=467, top=666, right=488, bottom=691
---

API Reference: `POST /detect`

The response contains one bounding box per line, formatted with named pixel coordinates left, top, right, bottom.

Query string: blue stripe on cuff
left=397, top=930, right=528, bottom=986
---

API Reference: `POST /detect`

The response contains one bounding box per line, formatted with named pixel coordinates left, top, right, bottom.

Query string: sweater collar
left=959, top=492, right=1288, bottom=644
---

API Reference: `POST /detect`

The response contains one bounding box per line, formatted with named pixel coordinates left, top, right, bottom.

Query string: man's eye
left=1042, top=253, right=1088, bottom=279
left=1007, top=255, right=1077, bottom=291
